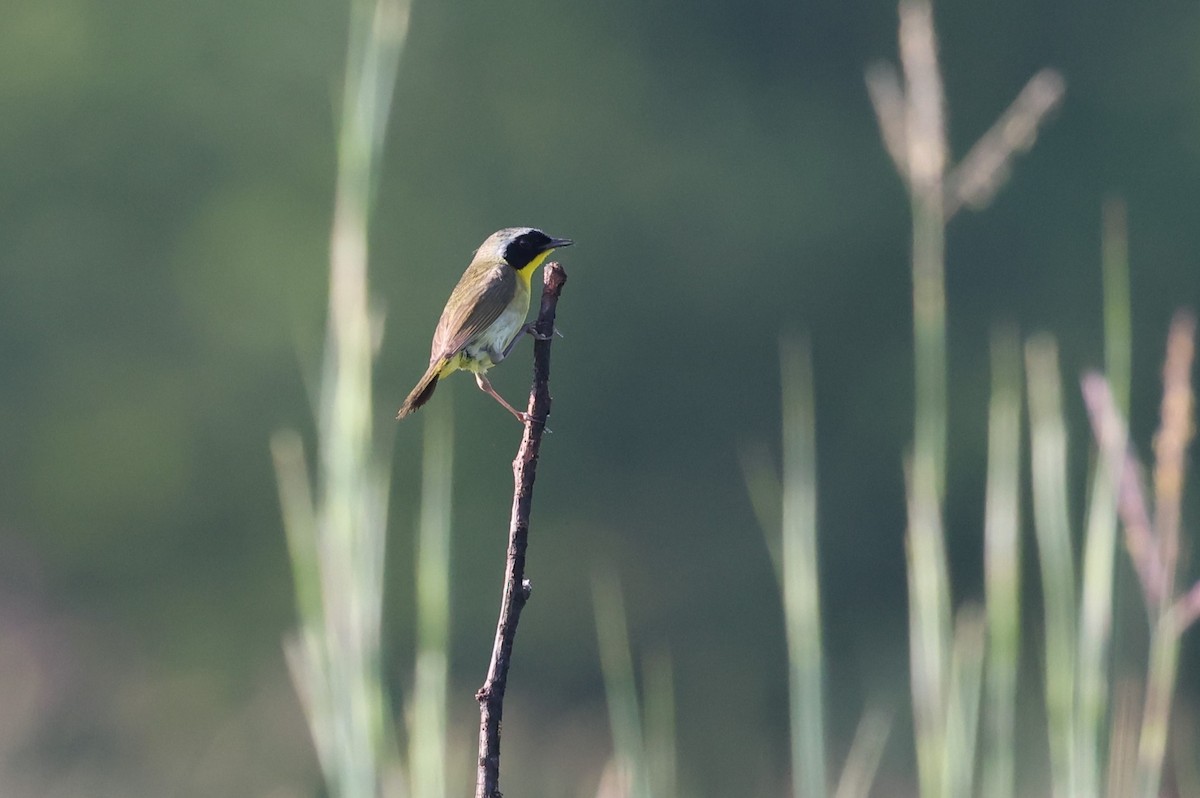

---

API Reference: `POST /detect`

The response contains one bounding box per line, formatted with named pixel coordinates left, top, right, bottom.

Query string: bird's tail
left=396, top=360, right=444, bottom=419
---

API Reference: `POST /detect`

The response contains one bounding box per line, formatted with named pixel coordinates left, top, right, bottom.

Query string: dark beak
left=545, top=237, right=574, bottom=250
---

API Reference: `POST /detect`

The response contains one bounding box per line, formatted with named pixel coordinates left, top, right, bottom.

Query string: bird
left=396, top=227, right=573, bottom=423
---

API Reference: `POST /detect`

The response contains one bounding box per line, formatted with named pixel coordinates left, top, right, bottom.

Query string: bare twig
left=475, top=262, right=568, bottom=798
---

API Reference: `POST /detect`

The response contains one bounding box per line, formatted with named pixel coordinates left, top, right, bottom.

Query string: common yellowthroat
left=396, top=227, right=573, bottom=422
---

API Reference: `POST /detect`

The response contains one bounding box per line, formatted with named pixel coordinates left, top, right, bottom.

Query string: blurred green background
left=3, top=0, right=1200, bottom=795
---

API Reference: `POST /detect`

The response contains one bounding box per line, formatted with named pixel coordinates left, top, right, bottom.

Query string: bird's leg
left=476, top=373, right=531, bottom=424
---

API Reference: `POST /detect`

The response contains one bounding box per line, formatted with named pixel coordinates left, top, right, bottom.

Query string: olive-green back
left=430, top=260, right=516, bottom=362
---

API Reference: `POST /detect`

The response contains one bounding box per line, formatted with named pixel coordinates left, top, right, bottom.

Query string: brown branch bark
left=475, top=262, right=568, bottom=798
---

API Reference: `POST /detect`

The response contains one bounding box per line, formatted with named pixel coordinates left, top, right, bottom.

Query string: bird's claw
left=517, top=412, right=552, bottom=433
left=525, top=324, right=563, bottom=342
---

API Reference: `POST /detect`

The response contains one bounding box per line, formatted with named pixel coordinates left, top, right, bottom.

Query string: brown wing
left=429, top=262, right=516, bottom=361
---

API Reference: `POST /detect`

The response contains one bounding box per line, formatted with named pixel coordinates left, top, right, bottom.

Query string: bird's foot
left=517, top=411, right=552, bottom=433
left=524, top=324, right=563, bottom=342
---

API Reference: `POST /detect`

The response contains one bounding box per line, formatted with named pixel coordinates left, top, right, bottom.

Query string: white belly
left=462, top=301, right=527, bottom=370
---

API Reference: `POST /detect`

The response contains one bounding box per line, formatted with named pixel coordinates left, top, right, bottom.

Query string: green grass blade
left=1024, top=335, right=1079, bottom=798
left=739, top=443, right=783, bottom=585
left=833, top=709, right=893, bottom=798
left=272, top=430, right=322, bottom=633
left=945, top=606, right=986, bottom=798
left=277, top=1, right=410, bottom=795
left=1136, top=311, right=1196, bottom=797
left=644, top=649, right=678, bottom=798
left=900, top=0, right=950, bottom=501
left=780, top=335, right=827, bottom=798
left=593, top=572, right=650, bottom=798
left=1105, top=680, right=1141, bottom=798
left=904, top=452, right=952, bottom=798
left=1135, top=610, right=1182, bottom=798
left=1101, top=197, right=1131, bottom=417
left=1171, top=706, right=1200, bottom=798
left=1077, top=373, right=1125, bottom=798
left=981, top=328, right=1022, bottom=798
left=409, top=399, right=454, bottom=798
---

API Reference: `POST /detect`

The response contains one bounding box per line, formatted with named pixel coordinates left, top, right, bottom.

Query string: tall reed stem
left=274, top=1, right=409, bottom=795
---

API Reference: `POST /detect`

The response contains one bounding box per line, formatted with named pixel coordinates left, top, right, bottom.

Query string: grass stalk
left=1171, top=706, right=1200, bottom=797
left=1134, top=608, right=1182, bottom=798
left=1025, top=336, right=1079, bottom=798
left=981, top=328, right=1022, bottom=798
left=1134, top=311, right=1196, bottom=798
left=1150, top=313, right=1194, bottom=612
left=1104, top=680, right=1141, bottom=798
left=899, top=0, right=949, bottom=503
left=739, top=443, right=783, bottom=582
left=780, top=335, right=826, bottom=798
left=894, top=9, right=955, bottom=768
left=643, top=650, right=679, bottom=798
left=903, top=454, right=951, bottom=798
left=1101, top=197, right=1131, bottom=416
left=868, top=7, right=1061, bottom=796
left=592, top=576, right=680, bottom=798
left=1076, top=375, right=1123, bottom=798
left=1073, top=197, right=1133, bottom=798
left=409, top=398, right=454, bottom=798
left=899, top=13, right=955, bottom=768
left=833, top=709, right=892, bottom=798
left=593, top=573, right=650, bottom=798
left=944, top=606, right=985, bottom=798
left=274, top=0, right=409, bottom=795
